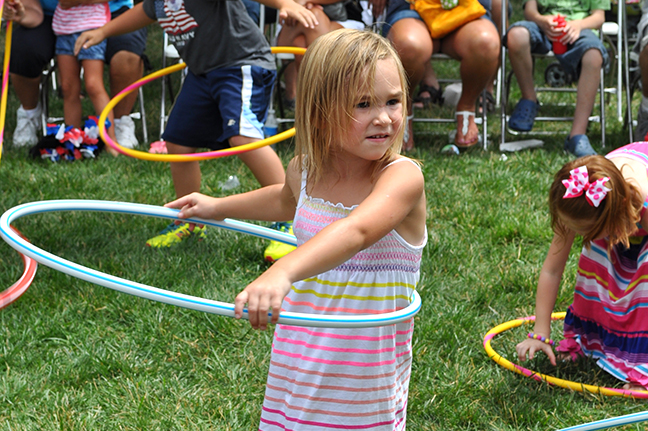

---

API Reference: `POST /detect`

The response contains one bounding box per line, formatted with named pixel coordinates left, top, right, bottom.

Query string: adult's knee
left=471, top=29, right=500, bottom=62
left=389, top=24, right=432, bottom=64
left=109, top=51, right=143, bottom=80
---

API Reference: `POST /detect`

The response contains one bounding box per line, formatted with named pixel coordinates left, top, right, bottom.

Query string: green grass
left=2, top=10, right=648, bottom=431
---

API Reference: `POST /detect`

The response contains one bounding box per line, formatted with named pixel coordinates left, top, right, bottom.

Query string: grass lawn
left=1, top=6, right=648, bottom=430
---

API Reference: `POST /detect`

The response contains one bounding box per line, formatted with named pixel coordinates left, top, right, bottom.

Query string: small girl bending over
left=167, top=29, right=427, bottom=430
left=52, top=0, right=118, bottom=155
left=517, top=142, right=648, bottom=391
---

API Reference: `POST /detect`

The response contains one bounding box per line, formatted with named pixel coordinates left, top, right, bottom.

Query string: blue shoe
left=509, top=99, right=540, bottom=132
left=564, top=134, right=597, bottom=158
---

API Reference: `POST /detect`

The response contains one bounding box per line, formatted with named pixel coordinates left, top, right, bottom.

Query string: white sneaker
left=13, top=105, right=41, bottom=148
left=114, top=115, right=139, bottom=149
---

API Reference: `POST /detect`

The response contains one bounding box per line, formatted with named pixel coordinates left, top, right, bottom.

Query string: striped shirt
left=52, top=3, right=110, bottom=36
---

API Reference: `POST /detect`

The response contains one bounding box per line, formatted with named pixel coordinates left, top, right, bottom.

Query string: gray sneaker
left=564, top=134, right=597, bottom=158
left=636, top=107, right=648, bottom=142
left=13, top=105, right=41, bottom=147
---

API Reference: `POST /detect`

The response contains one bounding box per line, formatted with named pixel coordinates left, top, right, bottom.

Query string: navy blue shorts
left=162, top=65, right=276, bottom=149
left=106, top=6, right=147, bottom=64
left=506, top=21, right=609, bottom=80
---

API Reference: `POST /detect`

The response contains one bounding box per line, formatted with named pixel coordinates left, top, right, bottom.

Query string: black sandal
left=478, top=91, right=496, bottom=114
left=413, top=84, right=443, bottom=109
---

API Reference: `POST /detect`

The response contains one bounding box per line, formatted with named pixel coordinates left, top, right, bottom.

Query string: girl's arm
left=73, top=3, right=155, bottom=55
left=3, top=0, right=43, bottom=28
left=166, top=157, right=300, bottom=223
left=255, top=0, right=319, bottom=28
left=236, top=159, right=426, bottom=329
left=516, top=230, right=575, bottom=365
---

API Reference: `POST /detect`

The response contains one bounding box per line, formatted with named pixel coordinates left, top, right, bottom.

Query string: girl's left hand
left=234, top=269, right=292, bottom=330
left=560, top=21, right=582, bottom=46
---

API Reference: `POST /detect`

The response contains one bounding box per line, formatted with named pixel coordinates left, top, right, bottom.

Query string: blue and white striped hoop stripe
left=0, top=200, right=421, bottom=328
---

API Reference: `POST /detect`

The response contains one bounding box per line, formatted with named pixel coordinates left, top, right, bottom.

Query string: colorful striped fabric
left=259, top=165, right=426, bottom=430
left=564, top=142, right=648, bottom=387
left=52, top=3, right=110, bottom=36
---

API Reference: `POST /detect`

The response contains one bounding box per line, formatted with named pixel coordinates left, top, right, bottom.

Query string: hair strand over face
left=294, top=29, right=409, bottom=186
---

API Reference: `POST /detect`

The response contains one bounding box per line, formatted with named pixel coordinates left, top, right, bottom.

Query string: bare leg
left=570, top=48, right=602, bottom=137
left=443, top=18, right=500, bottom=145
left=388, top=18, right=433, bottom=150
left=276, top=9, right=340, bottom=101
left=57, top=54, right=83, bottom=129
left=230, top=135, right=285, bottom=186
left=642, top=44, right=648, bottom=99
left=167, top=142, right=202, bottom=198
left=81, top=59, right=118, bottom=156
left=10, top=74, right=41, bottom=110
left=506, top=25, right=537, bottom=102
left=109, top=51, right=144, bottom=118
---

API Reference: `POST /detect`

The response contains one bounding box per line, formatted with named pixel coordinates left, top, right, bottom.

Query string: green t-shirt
left=525, top=0, right=610, bottom=22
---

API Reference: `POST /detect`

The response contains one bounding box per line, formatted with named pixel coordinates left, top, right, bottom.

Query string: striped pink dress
left=563, top=142, right=648, bottom=386
left=259, top=163, right=426, bottom=430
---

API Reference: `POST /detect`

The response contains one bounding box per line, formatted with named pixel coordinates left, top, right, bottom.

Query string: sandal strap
left=455, top=111, right=475, bottom=137
left=415, top=84, right=443, bottom=105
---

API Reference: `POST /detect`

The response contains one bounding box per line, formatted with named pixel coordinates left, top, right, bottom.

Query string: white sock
left=641, top=97, right=648, bottom=114
left=21, top=104, right=41, bottom=119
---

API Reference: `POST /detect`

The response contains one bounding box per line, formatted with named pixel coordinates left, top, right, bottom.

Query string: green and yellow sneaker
left=264, top=222, right=296, bottom=262
left=146, top=223, right=206, bottom=248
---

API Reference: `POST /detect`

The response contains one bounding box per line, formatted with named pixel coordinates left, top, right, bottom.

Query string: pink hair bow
left=562, top=166, right=610, bottom=208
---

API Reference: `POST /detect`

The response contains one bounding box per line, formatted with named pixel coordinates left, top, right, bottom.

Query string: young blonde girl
left=166, top=29, right=427, bottom=430
left=517, top=143, right=648, bottom=390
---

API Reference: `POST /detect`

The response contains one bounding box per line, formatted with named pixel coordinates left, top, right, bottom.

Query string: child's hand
left=3, top=0, right=25, bottom=22
left=560, top=21, right=582, bottom=46
left=234, top=269, right=292, bottom=330
left=516, top=338, right=557, bottom=366
left=164, top=192, right=220, bottom=221
left=278, top=1, right=318, bottom=29
left=538, top=15, right=564, bottom=42
left=74, top=29, right=106, bottom=55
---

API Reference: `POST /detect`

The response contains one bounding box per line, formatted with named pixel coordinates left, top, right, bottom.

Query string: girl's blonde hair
left=549, top=155, right=644, bottom=249
left=294, top=29, right=408, bottom=185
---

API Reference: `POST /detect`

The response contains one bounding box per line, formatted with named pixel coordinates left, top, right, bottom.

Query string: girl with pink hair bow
left=516, top=142, right=648, bottom=391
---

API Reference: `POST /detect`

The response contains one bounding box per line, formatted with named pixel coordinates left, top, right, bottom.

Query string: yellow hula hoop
left=98, top=46, right=307, bottom=162
left=483, top=312, right=648, bottom=399
left=0, top=20, right=13, bottom=164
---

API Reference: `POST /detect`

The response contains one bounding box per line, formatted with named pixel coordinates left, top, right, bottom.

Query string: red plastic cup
left=552, top=15, right=567, bottom=55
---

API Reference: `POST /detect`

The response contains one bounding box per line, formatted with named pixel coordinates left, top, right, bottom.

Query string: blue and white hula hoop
left=0, top=200, right=421, bottom=328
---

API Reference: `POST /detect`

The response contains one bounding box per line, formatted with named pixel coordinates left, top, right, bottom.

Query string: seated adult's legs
left=9, top=15, right=55, bottom=147
left=387, top=17, right=433, bottom=150
left=441, top=17, right=500, bottom=146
